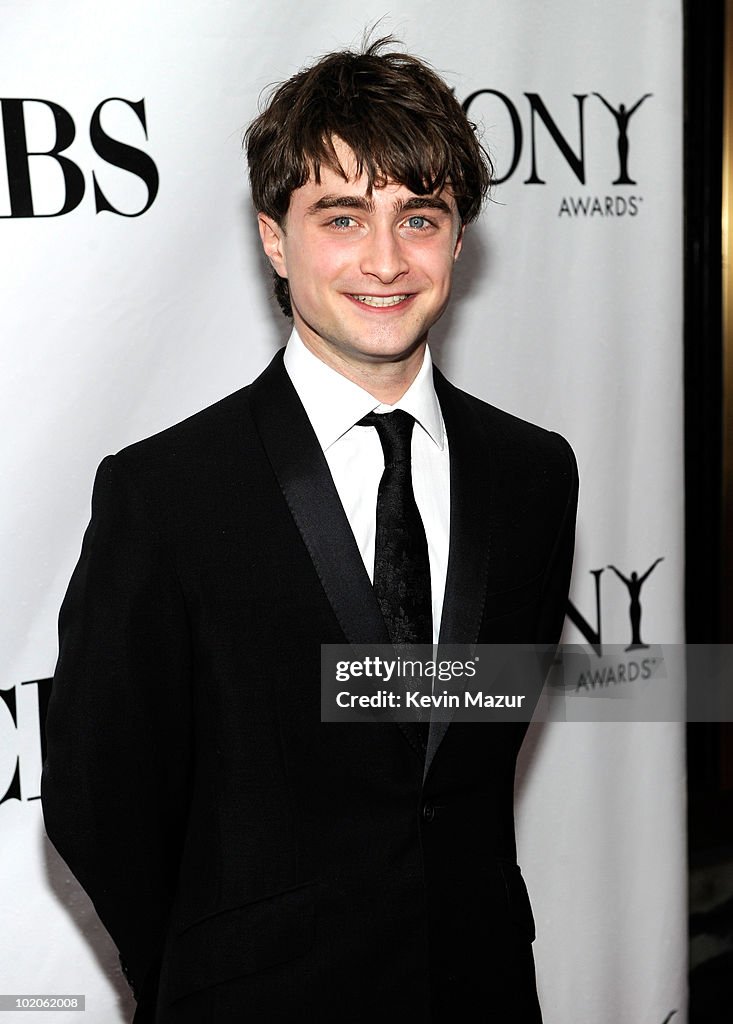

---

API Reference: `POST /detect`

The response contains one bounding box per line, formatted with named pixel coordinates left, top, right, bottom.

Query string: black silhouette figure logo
left=607, top=557, right=664, bottom=651
left=592, top=92, right=652, bottom=184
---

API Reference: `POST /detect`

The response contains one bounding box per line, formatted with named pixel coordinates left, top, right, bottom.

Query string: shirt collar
left=283, top=329, right=445, bottom=452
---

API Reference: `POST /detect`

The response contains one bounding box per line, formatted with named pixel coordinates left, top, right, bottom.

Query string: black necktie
left=359, top=410, right=433, bottom=646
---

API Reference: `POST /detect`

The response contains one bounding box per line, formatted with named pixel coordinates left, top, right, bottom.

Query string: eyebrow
left=305, top=194, right=453, bottom=217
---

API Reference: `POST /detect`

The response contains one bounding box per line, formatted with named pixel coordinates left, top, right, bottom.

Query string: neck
left=296, top=334, right=427, bottom=405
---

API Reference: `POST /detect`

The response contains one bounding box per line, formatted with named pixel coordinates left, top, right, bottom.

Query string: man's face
left=258, top=139, right=464, bottom=374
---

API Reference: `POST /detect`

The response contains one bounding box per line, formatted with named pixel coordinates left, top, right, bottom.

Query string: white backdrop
left=0, top=1, right=685, bottom=1021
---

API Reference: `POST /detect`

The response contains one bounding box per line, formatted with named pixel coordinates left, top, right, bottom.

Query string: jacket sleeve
left=41, top=454, right=193, bottom=1006
left=536, top=433, right=579, bottom=646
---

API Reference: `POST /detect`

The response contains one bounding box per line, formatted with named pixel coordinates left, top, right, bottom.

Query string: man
left=42, top=39, right=578, bottom=1023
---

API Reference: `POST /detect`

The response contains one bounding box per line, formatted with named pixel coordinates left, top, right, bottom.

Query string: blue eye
left=407, top=216, right=428, bottom=229
left=332, top=216, right=354, bottom=228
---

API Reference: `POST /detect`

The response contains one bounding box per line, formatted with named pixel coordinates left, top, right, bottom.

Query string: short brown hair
left=245, top=37, right=492, bottom=317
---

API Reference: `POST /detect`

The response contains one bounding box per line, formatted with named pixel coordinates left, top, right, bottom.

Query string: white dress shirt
left=283, top=329, right=450, bottom=643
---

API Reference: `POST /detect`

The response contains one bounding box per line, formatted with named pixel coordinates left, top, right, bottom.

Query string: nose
left=359, top=225, right=409, bottom=283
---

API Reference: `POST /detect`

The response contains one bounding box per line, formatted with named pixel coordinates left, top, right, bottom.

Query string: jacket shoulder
left=435, top=372, right=577, bottom=481
left=107, top=350, right=289, bottom=486
left=114, top=384, right=253, bottom=471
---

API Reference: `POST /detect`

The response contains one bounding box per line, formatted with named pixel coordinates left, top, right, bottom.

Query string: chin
left=350, top=327, right=428, bottom=354
left=349, top=341, right=424, bottom=363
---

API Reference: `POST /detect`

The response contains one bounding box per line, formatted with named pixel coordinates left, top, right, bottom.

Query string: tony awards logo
left=567, top=556, right=665, bottom=654
left=606, top=558, right=664, bottom=650
left=461, top=88, right=654, bottom=217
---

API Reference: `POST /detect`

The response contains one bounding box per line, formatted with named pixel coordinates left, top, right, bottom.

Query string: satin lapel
left=425, top=368, right=493, bottom=778
left=247, top=352, right=425, bottom=762
left=435, top=369, right=493, bottom=646
left=248, top=351, right=388, bottom=645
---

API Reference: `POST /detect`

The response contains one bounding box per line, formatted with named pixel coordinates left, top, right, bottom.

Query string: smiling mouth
left=350, top=294, right=411, bottom=307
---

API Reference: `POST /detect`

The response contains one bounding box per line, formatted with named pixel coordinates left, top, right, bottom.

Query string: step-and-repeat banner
left=1, top=2, right=685, bottom=1021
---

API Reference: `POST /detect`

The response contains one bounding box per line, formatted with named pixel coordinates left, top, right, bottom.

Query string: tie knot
left=359, top=410, right=415, bottom=466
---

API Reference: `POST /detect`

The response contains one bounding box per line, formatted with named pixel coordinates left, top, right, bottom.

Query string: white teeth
left=352, top=294, right=409, bottom=307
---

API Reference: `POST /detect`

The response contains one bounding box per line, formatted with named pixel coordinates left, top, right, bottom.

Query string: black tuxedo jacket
left=42, top=350, right=578, bottom=1023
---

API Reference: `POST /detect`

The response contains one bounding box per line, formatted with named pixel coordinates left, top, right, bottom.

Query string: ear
left=257, top=213, right=288, bottom=278
left=453, top=223, right=465, bottom=262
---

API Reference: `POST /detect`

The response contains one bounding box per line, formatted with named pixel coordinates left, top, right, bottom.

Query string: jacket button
left=422, top=802, right=435, bottom=821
